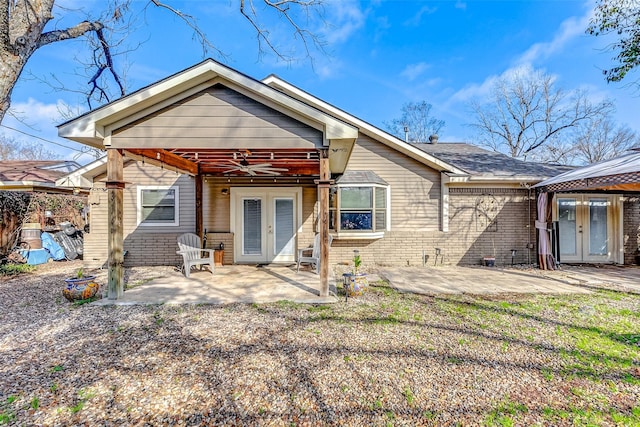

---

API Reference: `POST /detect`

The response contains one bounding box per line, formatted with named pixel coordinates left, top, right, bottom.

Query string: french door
left=556, top=195, right=614, bottom=263
left=232, top=188, right=301, bottom=264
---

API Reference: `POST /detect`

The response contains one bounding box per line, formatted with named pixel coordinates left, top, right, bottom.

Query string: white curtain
left=536, top=192, right=556, bottom=270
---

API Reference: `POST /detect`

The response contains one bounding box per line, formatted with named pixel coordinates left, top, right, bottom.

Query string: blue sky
left=2, top=0, right=637, bottom=164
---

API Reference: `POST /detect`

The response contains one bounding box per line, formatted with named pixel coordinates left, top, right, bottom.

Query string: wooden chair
left=177, top=233, right=214, bottom=278
left=296, top=233, right=333, bottom=274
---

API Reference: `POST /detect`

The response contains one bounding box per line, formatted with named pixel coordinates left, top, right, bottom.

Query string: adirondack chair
left=176, top=233, right=215, bottom=278
left=296, top=233, right=333, bottom=274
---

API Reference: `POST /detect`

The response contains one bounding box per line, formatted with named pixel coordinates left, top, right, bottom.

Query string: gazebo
left=533, top=148, right=640, bottom=269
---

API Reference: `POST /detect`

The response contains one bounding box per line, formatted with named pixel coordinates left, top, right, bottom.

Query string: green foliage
left=0, top=395, right=17, bottom=425
left=587, top=0, right=640, bottom=83
left=402, top=386, right=415, bottom=406
left=485, top=397, right=528, bottom=427
left=72, top=297, right=99, bottom=307
left=0, top=263, right=35, bottom=276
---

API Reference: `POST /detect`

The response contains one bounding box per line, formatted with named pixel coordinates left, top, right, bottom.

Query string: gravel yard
left=1, top=261, right=640, bottom=426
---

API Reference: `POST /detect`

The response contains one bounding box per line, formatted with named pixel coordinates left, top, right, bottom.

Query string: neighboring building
left=56, top=60, right=589, bottom=272
left=0, top=160, right=80, bottom=193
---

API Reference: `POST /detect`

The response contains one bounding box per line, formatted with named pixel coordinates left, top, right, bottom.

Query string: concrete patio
left=93, top=264, right=339, bottom=305
left=380, top=264, right=640, bottom=295
left=91, top=261, right=640, bottom=306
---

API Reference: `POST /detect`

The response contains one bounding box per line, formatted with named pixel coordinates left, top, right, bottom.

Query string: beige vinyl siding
left=111, top=86, right=323, bottom=149
left=83, top=182, right=108, bottom=269
left=203, top=181, right=231, bottom=233
left=345, top=135, right=441, bottom=231
left=202, top=180, right=233, bottom=265
left=297, top=186, right=318, bottom=250
left=84, top=161, right=195, bottom=268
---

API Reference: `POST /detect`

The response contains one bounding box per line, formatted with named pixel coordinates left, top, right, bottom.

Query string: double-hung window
left=137, top=186, right=179, bottom=226
left=329, top=171, right=389, bottom=239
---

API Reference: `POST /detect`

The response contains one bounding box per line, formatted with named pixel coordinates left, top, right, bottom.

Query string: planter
left=343, top=273, right=368, bottom=297
left=63, top=276, right=99, bottom=301
left=483, top=257, right=496, bottom=267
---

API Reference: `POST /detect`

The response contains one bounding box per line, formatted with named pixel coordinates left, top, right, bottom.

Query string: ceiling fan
left=221, top=150, right=288, bottom=176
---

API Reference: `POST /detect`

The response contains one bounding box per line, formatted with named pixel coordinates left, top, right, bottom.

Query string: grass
left=0, top=263, right=36, bottom=276
left=316, top=280, right=640, bottom=424
left=4, top=275, right=640, bottom=425
left=72, top=296, right=100, bottom=307
left=0, top=396, right=18, bottom=425
left=484, top=396, right=528, bottom=427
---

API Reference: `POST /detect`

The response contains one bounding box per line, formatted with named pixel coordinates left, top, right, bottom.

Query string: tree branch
left=149, top=0, right=227, bottom=58
left=37, top=20, right=104, bottom=48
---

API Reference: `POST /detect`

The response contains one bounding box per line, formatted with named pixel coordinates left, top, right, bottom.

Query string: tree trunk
left=0, top=51, right=27, bottom=123
left=0, top=0, right=55, bottom=124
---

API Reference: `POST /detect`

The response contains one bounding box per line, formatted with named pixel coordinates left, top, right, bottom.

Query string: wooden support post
left=195, top=173, right=203, bottom=241
left=107, top=149, right=124, bottom=300
left=318, top=151, right=331, bottom=297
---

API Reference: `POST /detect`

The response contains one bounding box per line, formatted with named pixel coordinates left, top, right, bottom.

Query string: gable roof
left=0, top=160, right=81, bottom=191
left=411, top=142, right=572, bottom=182
left=58, top=59, right=358, bottom=148
left=261, top=75, right=468, bottom=176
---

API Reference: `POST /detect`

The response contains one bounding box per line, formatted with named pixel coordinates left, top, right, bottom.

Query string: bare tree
left=0, top=0, right=325, bottom=124
left=528, top=116, right=639, bottom=165
left=570, top=117, right=639, bottom=164
left=0, top=135, right=58, bottom=160
left=385, top=101, right=445, bottom=143
left=468, top=68, right=614, bottom=160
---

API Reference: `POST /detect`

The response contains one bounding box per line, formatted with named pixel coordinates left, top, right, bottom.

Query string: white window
left=137, top=186, right=179, bottom=226
left=329, top=184, right=389, bottom=239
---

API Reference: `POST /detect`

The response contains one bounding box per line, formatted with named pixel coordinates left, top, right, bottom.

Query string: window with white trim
left=329, top=184, right=388, bottom=234
left=137, top=186, right=179, bottom=226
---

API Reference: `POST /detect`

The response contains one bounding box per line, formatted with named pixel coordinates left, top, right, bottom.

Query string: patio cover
left=534, top=149, right=640, bottom=193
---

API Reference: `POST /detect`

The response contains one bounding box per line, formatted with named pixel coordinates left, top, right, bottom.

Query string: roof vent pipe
left=404, top=126, right=409, bottom=142
left=429, top=134, right=439, bottom=144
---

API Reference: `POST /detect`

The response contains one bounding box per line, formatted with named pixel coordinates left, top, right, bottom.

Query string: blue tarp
left=19, top=248, right=51, bottom=265
left=41, top=232, right=66, bottom=261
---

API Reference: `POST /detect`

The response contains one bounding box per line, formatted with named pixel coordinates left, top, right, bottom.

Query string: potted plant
left=62, top=268, right=100, bottom=301
left=343, top=250, right=368, bottom=297
left=483, top=238, right=496, bottom=267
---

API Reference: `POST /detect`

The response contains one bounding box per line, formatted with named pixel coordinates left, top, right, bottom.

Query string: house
left=0, top=160, right=80, bottom=193
left=534, top=148, right=640, bottom=266
left=56, top=59, right=577, bottom=299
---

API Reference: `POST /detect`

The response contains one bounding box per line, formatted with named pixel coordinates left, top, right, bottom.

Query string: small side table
left=214, top=250, right=224, bottom=267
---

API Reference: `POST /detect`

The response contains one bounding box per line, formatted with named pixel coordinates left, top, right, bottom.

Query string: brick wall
left=205, top=232, right=234, bottom=265
left=623, top=196, right=640, bottom=265
left=327, top=188, right=536, bottom=267
left=124, top=233, right=183, bottom=267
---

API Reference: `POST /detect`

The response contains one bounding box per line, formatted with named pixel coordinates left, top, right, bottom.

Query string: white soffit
left=55, top=156, right=108, bottom=188
left=262, top=75, right=468, bottom=176
left=58, top=59, right=357, bottom=147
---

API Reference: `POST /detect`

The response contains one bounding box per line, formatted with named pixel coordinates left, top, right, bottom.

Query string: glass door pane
left=588, top=198, right=608, bottom=256
left=243, top=199, right=262, bottom=255
left=558, top=198, right=578, bottom=257
left=274, top=199, right=294, bottom=256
